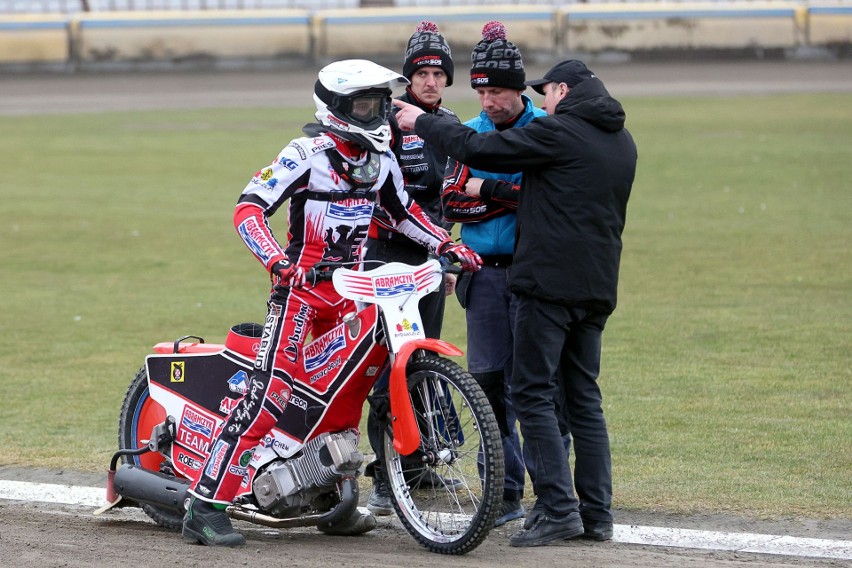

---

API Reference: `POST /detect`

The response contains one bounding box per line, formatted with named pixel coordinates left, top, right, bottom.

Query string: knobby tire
left=381, top=355, right=504, bottom=555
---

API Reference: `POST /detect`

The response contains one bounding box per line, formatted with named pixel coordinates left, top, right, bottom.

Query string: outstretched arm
left=392, top=99, right=557, bottom=172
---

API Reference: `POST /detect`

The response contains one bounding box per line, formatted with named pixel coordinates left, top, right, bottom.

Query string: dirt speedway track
left=1, top=60, right=850, bottom=566
left=0, top=487, right=849, bottom=568
left=2, top=59, right=852, bottom=116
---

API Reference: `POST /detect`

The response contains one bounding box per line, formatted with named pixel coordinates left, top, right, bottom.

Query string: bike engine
left=252, top=430, right=363, bottom=517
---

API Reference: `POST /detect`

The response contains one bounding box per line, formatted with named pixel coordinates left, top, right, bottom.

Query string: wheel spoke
left=382, top=356, right=503, bottom=554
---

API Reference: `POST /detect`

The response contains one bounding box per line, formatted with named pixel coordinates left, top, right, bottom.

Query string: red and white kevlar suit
left=189, top=130, right=450, bottom=504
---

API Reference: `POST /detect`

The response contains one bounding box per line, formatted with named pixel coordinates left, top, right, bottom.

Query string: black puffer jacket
left=413, top=78, right=637, bottom=314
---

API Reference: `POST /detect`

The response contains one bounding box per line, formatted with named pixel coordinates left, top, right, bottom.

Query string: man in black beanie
left=470, top=20, right=525, bottom=91
left=402, top=20, right=454, bottom=87
left=363, top=20, right=462, bottom=516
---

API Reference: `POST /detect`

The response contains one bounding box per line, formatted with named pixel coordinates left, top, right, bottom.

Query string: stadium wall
left=0, top=2, right=850, bottom=70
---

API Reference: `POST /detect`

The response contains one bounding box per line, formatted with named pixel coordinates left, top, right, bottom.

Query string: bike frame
left=140, top=259, right=459, bottom=493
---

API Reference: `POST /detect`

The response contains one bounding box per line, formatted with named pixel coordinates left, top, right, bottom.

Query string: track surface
left=2, top=60, right=852, bottom=116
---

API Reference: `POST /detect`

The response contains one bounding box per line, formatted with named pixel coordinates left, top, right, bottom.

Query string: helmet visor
left=343, top=92, right=391, bottom=123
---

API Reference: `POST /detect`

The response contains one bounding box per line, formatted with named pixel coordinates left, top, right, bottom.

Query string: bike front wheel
left=381, top=355, right=504, bottom=555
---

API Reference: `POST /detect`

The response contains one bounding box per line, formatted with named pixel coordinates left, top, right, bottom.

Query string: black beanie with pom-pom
left=402, top=20, right=455, bottom=86
left=469, top=21, right=526, bottom=91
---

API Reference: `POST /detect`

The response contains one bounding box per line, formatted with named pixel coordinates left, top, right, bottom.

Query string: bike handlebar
left=441, top=261, right=463, bottom=275
left=304, top=261, right=340, bottom=287
left=304, top=258, right=462, bottom=287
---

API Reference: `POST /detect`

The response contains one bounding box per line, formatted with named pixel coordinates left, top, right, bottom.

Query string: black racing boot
left=182, top=496, right=245, bottom=547
left=365, top=460, right=393, bottom=516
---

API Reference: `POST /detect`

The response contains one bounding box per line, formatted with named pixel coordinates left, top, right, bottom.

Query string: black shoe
left=508, top=512, right=584, bottom=547
left=494, top=499, right=526, bottom=527
left=523, top=504, right=544, bottom=530
left=583, top=519, right=614, bottom=541
left=366, top=478, right=394, bottom=516
left=182, top=496, right=245, bottom=547
left=318, top=508, right=377, bottom=536
left=405, top=467, right=462, bottom=490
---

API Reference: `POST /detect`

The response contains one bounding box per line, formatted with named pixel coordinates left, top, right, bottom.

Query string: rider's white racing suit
left=189, top=130, right=452, bottom=504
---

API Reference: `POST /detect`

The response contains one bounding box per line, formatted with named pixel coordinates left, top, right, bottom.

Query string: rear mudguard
left=389, top=339, right=463, bottom=456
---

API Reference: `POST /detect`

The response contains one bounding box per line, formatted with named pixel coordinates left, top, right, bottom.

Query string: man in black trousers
left=394, top=59, right=637, bottom=547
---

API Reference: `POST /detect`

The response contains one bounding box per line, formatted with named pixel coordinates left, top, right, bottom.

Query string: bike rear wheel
left=381, top=355, right=504, bottom=554
left=117, top=366, right=185, bottom=530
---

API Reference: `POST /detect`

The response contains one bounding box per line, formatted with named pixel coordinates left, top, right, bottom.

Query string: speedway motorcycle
left=99, top=259, right=504, bottom=555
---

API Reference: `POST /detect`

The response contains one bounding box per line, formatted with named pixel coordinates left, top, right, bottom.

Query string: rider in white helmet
left=312, top=59, right=405, bottom=152
left=181, top=59, right=481, bottom=547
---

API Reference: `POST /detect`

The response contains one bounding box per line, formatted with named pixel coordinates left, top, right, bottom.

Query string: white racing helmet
left=314, top=59, right=410, bottom=152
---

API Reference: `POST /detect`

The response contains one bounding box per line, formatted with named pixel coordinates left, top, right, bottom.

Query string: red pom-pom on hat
left=481, top=21, right=507, bottom=42
left=416, top=20, right=439, bottom=34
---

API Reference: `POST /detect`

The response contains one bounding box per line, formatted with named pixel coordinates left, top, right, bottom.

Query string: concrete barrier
left=0, top=14, right=69, bottom=64
left=558, top=2, right=804, bottom=53
left=72, top=10, right=311, bottom=64
left=1, top=3, right=850, bottom=69
left=311, top=6, right=556, bottom=60
left=806, top=3, right=852, bottom=47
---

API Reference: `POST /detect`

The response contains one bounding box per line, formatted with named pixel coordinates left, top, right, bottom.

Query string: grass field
left=0, top=93, right=849, bottom=520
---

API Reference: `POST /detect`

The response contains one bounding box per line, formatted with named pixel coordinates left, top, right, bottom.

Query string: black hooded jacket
left=413, top=78, right=637, bottom=313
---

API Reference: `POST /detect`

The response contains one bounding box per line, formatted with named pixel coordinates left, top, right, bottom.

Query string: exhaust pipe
left=112, top=464, right=190, bottom=511
left=316, top=476, right=359, bottom=529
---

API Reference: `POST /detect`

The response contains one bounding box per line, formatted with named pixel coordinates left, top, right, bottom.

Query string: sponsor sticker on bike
left=170, top=361, right=185, bottom=383
left=374, top=273, right=416, bottom=297
left=177, top=406, right=216, bottom=455
left=176, top=450, right=203, bottom=471
left=227, top=370, right=249, bottom=394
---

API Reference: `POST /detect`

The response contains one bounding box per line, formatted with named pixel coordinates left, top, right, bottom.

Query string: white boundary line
left=0, top=479, right=105, bottom=507
left=612, top=524, right=852, bottom=560
left=1, top=479, right=849, bottom=560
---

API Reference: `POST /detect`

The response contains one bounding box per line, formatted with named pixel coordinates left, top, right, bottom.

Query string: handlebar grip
left=306, top=264, right=336, bottom=286
left=305, top=268, right=318, bottom=287
left=438, top=256, right=464, bottom=275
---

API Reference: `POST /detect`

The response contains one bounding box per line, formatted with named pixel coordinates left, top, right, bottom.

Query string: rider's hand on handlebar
left=271, top=259, right=307, bottom=289
left=438, top=240, right=482, bottom=272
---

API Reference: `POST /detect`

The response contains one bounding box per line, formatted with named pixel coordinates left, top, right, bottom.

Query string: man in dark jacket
left=394, top=59, right=637, bottom=547
left=363, top=20, right=461, bottom=515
